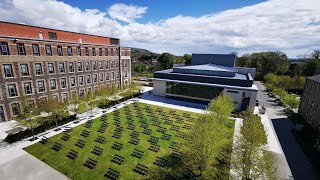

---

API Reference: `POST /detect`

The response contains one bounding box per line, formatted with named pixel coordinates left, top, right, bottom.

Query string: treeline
left=237, top=50, right=320, bottom=79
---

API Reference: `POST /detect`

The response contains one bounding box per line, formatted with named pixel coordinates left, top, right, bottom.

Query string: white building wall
left=224, top=89, right=243, bottom=111
left=153, top=80, right=166, bottom=96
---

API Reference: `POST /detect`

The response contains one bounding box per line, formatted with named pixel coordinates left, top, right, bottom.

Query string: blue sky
left=62, top=0, right=266, bottom=23
left=0, top=0, right=319, bottom=57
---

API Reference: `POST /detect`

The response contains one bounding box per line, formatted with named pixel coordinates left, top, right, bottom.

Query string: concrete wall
left=153, top=80, right=166, bottom=96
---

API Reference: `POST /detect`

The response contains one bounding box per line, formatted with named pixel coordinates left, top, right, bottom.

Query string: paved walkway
left=0, top=87, right=205, bottom=180
left=255, top=81, right=319, bottom=180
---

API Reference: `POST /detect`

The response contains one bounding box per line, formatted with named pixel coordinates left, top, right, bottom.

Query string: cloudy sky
left=0, top=0, right=319, bottom=57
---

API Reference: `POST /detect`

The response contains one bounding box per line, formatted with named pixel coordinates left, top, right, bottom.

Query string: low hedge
left=5, top=93, right=142, bottom=144
left=4, top=115, right=76, bottom=144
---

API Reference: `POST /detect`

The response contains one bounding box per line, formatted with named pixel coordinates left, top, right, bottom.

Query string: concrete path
left=0, top=153, right=69, bottom=180
left=255, top=81, right=319, bottom=180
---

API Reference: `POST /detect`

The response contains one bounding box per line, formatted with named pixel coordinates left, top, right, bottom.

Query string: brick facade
left=298, top=75, right=320, bottom=132
left=0, top=21, right=131, bottom=122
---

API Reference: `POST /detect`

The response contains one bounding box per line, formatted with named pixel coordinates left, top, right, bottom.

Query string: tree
left=16, top=97, right=42, bottom=140
left=41, top=99, right=69, bottom=128
left=182, top=94, right=234, bottom=178
left=237, top=54, right=251, bottom=67
left=157, top=52, right=176, bottom=70
left=182, top=54, right=192, bottom=65
left=231, top=113, right=277, bottom=180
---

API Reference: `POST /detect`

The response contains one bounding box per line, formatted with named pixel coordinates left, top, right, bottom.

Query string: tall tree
left=231, top=113, right=277, bottom=180
left=157, top=52, right=176, bottom=70
left=16, top=97, right=42, bottom=140
left=182, top=94, right=234, bottom=178
left=40, top=99, right=69, bottom=128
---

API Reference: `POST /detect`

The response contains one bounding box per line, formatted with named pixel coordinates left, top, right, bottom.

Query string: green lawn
left=24, top=102, right=202, bottom=179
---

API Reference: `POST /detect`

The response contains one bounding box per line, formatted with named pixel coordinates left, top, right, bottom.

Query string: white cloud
left=0, top=0, right=319, bottom=57
left=108, top=3, right=147, bottom=23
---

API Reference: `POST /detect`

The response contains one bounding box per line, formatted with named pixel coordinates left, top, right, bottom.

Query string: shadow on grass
left=148, top=143, right=232, bottom=180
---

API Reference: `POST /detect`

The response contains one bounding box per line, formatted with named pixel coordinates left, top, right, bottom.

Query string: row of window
left=2, top=80, right=124, bottom=118
left=4, top=72, right=127, bottom=98
left=2, top=60, right=128, bottom=78
left=0, top=41, right=130, bottom=56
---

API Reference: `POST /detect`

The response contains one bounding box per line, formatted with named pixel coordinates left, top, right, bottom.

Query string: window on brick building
left=63, top=93, right=68, bottom=102
left=105, top=48, right=108, bottom=56
left=59, top=63, right=65, bottom=73
left=48, top=32, right=57, bottom=40
left=8, top=84, right=18, bottom=97
left=24, top=82, right=33, bottom=95
left=17, top=43, right=25, bottom=55
left=37, top=80, right=46, bottom=92
left=0, top=106, right=5, bottom=122
left=77, top=62, right=83, bottom=72
left=28, top=100, right=35, bottom=109
left=105, top=73, right=109, bottom=81
left=3, top=64, right=14, bottom=77
left=79, top=89, right=84, bottom=96
left=116, top=71, right=119, bottom=79
left=111, top=72, right=114, bottom=80
left=11, top=103, right=20, bottom=116
left=124, top=60, right=127, bottom=67
left=35, top=63, right=43, bottom=75
left=116, top=61, right=119, bottom=68
left=92, top=61, right=97, bottom=70
left=110, top=61, right=114, bottom=69
left=20, top=64, right=29, bottom=76
left=125, top=71, right=128, bottom=78
left=99, top=48, right=102, bottom=56
left=45, top=45, right=52, bottom=56
left=85, top=47, right=89, bottom=56
left=70, top=77, right=76, bottom=87
left=60, top=78, right=67, bottom=89
left=50, top=79, right=57, bottom=90
left=57, top=46, right=63, bottom=56
left=69, top=62, right=74, bottom=73
left=0, top=42, right=9, bottom=55
left=86, top=75, right=91, bottom=84
left=94, top=74, right=98, bottom=82
left=99, top=73, right=103, bottom=82
left=79, top=76, right=84, bottom=85
left=105, top=61, right=109, bottom=69
left=99, top=61, right=103, bottom=70
left=85, top=62, right=90, bottom=71
left=48, top=63, right=54, bottom=74
left=67, top=46, right=72, bottom=56
left=77, top=47, right=81, bottom=56
left=110, top=49, right=114, bottom=56
left=32, top=44, right=40, bottom=56
left=92, top=48, right=96, bottom=56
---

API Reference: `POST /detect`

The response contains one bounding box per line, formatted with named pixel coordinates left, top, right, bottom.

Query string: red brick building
left=0, top=21, right=131, bottom=122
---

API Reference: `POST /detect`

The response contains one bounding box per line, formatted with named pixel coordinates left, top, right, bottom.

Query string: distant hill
left=130, top=47, right=160, bottom=62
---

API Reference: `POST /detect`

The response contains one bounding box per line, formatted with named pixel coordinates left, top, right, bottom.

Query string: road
left=255, top=81, right=319, bottom=180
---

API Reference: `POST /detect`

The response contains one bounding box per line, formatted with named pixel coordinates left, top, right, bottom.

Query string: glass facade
left=166, top=82, right=223, bottom=101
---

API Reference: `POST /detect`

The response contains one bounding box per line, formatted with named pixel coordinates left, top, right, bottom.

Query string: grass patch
left=24, top=102, right=234, bottom=179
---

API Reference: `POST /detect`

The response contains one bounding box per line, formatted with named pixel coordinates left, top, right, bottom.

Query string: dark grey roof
left=191, top=54, right=236, bottom=67
left=308, top=75, right=320, bottom=82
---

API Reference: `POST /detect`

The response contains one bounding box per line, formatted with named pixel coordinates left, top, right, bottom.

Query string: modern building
left=152, top=54, right=258, bottom=111
left=299, top=75, right=320, bottom=131
left=0, top=21, right=131, bottom=122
